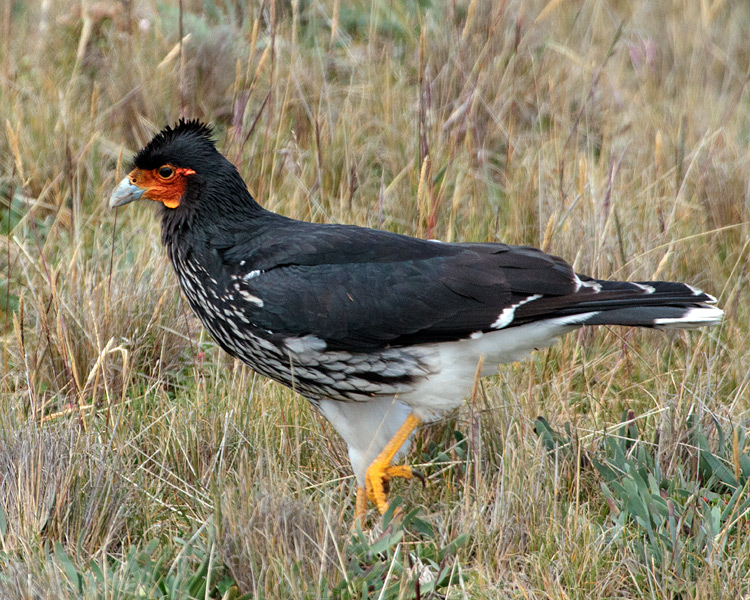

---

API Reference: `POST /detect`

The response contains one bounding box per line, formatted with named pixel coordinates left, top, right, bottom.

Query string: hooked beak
left=109, top=176, right=145, bottom=208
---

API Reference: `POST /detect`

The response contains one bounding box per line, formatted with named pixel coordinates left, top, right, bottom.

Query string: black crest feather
left=133, top=119, right=215, bottom=170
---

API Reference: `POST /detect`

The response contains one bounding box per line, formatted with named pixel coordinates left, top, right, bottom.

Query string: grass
left=1, top=0, right=749, bottom=597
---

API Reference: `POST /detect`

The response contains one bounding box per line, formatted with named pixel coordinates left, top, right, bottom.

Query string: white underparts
left=318, top=397, right=413, bottom=486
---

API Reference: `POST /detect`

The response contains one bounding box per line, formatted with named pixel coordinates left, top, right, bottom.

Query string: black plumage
left=125, top=122, right=717, bottom=353
left=109, top=119, right=723, bottom=516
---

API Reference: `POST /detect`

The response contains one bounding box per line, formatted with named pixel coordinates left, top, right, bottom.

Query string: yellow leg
left=354, top=486, right=368, bottom=528
left=364, top=414, right=421, bottom=514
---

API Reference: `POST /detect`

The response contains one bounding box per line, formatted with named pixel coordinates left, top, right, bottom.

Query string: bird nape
left=109, top=119, right=723, bottom=523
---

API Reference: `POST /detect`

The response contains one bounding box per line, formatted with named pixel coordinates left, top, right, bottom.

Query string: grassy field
left=1, top=0, right=749, bottom=597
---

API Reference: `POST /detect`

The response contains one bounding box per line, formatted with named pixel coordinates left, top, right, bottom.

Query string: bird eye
left=158, top=165, right=175, bottom=179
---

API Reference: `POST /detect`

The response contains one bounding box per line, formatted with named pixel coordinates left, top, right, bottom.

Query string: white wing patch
left=491, top=294, right=542, bottom=329
left=631, top=283, right=656, bottom=294
left=574, top=275, right=603, bottom=293
left=546, top=312, right=600, bottom=326
left=239, top=290, right=264, bottom=307
left=653, top=306, right=724, bottom=329
left=685, top=283, right=716, bottom=301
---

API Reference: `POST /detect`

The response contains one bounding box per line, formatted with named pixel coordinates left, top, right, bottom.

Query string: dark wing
left=211, top=217, right=718, bottom=352
left=213, top=219, right=581, bottom=351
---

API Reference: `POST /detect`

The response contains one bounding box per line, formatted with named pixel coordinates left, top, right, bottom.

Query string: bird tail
left=535, top=279, right=723, bottom=331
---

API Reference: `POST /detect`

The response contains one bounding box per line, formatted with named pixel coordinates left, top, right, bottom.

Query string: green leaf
left=403, top=507, right=432, bottom=537
left=55, top=542, right=83, bottom=594
left=724, top=489, right=750, bottom=536
left=700, top=450, right=739, bottom=489
left=622, top=479, right=650, bottom=525
left=591, top=456, right=619, bottom=485
left=381, top=496, right=403, bottom=527
left=711, top=415, right=726, bottom=455
left=534, top=417, right=558, bottom=452
left=739, top=455, right=750, bottom=479
left=437, top=533, right=469, bottom=563
left=87, top=560, right=104, bottom=585
left=369, top=529, right=404, bottom=556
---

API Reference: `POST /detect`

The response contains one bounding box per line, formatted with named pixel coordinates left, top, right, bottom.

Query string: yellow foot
left=365, top=462, right=417, bottom=514
left=360, top=413, right=422, bottom=516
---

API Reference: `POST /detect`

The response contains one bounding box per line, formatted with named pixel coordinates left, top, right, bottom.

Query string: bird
left=109, top=119, right=723, bottom=521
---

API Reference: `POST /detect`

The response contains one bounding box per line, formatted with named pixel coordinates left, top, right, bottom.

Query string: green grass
left=1, top=0, right=749, bottom=597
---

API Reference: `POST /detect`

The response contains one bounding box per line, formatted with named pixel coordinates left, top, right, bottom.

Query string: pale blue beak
left=109, top=176, right=145, bottom=208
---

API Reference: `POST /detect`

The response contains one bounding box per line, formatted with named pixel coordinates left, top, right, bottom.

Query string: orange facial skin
left=128, top=165, right=195, bottom=209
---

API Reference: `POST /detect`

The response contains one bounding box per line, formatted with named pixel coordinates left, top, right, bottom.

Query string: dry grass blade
left=0, top=1, right=747, bottom=598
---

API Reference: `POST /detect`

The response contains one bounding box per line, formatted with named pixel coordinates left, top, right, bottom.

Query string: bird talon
left=412, top=468, right=426, bottom=487
left=365, top=461, right=420, bottom=513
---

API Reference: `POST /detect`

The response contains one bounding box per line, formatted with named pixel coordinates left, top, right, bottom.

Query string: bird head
left=109, top=119, right=218, bottom=210
left=109, top=118, right=259, bottom=215
left=109, top=119, right=267, bottom=249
